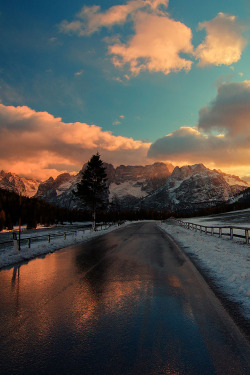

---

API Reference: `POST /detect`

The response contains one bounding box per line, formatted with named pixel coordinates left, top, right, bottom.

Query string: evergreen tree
left=74, top=153, right=109, bottom=230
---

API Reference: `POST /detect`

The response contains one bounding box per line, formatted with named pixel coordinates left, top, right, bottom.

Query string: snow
left=20, top=177, right=40, bottom=197
left=158, top=219, right=250, bottom=320
left=56, top=180, right=74, bottom=196
left=109, top=181, right=148, bottom=199
left=0, top=222, right=130, bottom=270
left=223, top=175, right=248, bottom=187
left=183, top=208, right=250, bottom=228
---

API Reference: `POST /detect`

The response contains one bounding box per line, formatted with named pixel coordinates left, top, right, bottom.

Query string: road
left=0, top=222, right=249, bottom=375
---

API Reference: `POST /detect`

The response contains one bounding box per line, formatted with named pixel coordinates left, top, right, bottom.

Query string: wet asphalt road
left=0, top=222, right=249, bottom=375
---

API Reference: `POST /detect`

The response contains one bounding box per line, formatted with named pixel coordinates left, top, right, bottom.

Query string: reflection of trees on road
left=11, top=265, right=21, bottom=317
left=75, top=236, right=111, bottom=298
left=74, top=234, right=150, bottom=320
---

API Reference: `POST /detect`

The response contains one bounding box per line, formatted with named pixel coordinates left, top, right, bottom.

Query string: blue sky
left=0, top=0, right=250, bottom=180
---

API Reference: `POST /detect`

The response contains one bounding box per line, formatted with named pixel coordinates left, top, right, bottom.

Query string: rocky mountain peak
left=54, top=173, right=72, bottom=186
left=0, top=170, right=40, bottom=197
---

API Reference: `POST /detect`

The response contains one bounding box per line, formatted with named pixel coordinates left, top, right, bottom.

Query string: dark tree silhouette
left=74, top=153, right=109, bottom=230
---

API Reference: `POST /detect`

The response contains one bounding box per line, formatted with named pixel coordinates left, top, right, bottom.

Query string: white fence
left=176, top=219, right=250, bottom=244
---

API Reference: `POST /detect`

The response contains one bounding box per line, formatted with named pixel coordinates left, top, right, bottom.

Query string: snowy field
left=159, top=217, right=250, bottom=321
left=0, top=222, right=128, bottom=270
left=183, top=208, right=250, bottom=228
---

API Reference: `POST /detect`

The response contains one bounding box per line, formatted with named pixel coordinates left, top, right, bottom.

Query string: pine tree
left=74, top=153, right=109, bottom=230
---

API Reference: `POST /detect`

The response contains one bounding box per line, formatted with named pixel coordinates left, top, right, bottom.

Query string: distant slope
left=141, top=164, right=248, bottom=213
left=0, top=170, right=40, bottom=198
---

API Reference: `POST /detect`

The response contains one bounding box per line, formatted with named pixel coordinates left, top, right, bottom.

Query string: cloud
left=195, top=13, right=247, bottom=66
left=0, top=104, right=150, bottom=180
left=59, top=0, right=191, bottom=77
left=112, top=120, right=121, bottom=125
left=74, top=70, right=83, bottom=76
left=148, top=127, right=226, bottom=162
left=147, top=0, right=169, bottom=11
left=242, top=175, right=250, bottom=183
left=60, top=4, right=247, bottom=76
left=113, top=115, right=125, bottom=125
left=60, top=0, right=169, bottom=36
left=109, top=12, right=193, bottom=75
left=148, top=81, right=250, bottom=171
left=198, top=80, right=250, bottom=135
left=48, top=37, right=57, bottom=43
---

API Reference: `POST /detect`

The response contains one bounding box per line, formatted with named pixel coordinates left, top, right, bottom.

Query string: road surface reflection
left=0, top=223, right=249, bottom=375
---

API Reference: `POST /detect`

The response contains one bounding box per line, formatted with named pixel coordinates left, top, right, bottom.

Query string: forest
left=0, top=188, right=89, bottom=231
left=0, top=187, right=250, bottom=231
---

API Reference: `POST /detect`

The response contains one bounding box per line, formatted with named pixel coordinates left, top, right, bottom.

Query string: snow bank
left=0, top=223, right=129, bottom=270
left=158, top=221, right=250, bottom=320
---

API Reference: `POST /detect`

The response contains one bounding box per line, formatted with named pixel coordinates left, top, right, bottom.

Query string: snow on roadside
left=158, top=221, right=250, bottom=320
left=0, top=223, right=129, bottom=270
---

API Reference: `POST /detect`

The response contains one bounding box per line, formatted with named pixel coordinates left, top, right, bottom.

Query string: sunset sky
left=0, top=0, right=250, bottom=181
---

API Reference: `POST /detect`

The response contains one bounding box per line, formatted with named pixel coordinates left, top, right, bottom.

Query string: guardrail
left=0, top=222, right=116, bottom=252
left=175, top=219, right=250, bottom=244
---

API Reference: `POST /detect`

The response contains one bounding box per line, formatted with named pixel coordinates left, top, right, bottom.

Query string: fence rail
left=175, top=219, right=250, bottom=244
left=0, top=222, right=116, bottom=252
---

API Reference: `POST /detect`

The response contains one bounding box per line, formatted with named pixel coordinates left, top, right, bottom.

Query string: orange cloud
left=0, top=104, right=150, bottom=180
left=60, top=3, right=247, bottom=78
left=109, top=12, right=193, bottom=75
left=195, top=13, right=247, bottom=66
left=148, top=81, right=250, bottom=176
left=60, top=0, right=169, bottom=36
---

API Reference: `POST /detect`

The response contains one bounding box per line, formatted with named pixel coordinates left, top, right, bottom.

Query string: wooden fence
left=0, top=222, right=116, bottom=252
left=175, top=219, right=250, bottom=244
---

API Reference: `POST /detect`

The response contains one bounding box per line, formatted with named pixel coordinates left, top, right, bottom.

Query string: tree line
left=0, top=187, right=172, bottom=232
left=1, top=185, right=249, bottom=232
left=0, top=188, right=91, bottom=231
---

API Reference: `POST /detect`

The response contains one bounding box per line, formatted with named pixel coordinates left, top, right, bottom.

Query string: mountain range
left=0, top=170, right=40, bottom=198
left=0, top=162, right=249, bottom=213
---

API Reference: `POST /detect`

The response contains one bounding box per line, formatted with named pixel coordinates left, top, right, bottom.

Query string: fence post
left=13, top=232, right=18, bottom=253
left=188, top=223, right=190, bottom=230
left=219, top=228, right=222, bottom=238
left=230, top=228, right=233, bottom=240
left=48, top=235, right=50, bottom=243
left=245, top=229, right=249, bottom=244
left=205, top=227, right=207, bottom=235
left=28, top=238, right=31, bottom=248
left=211, top=228, right=214, bottom=236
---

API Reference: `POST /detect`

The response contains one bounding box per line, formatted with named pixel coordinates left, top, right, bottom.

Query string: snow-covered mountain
left=141, top=164, right=248, bottom=213
left=0, top=170, right=40, bottom=198
left=109, top=162, right=174, bottom=206
left=1, top=163, right=248, bottom=213
left=34, top=162, right=174, bottom=209
left=34, top=172, right=81, bottom=209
